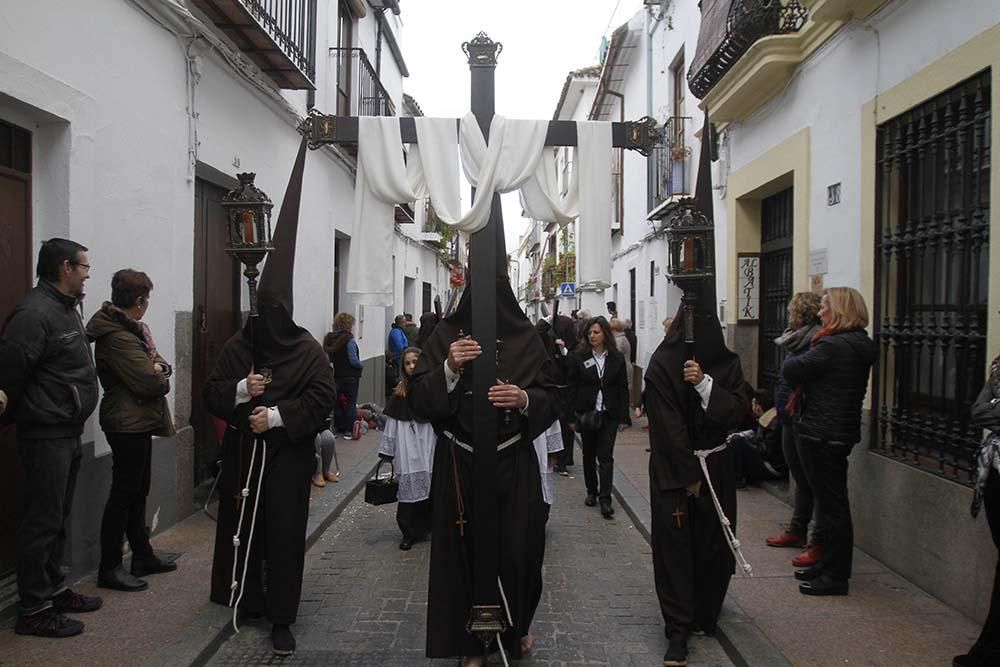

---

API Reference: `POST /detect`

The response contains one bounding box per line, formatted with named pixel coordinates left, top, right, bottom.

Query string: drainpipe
left=646, top=1, right=669, bottom=119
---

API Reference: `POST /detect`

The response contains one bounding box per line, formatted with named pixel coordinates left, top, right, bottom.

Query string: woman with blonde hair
left=377, top=347, right=435, bottom=550
left=782, top=287, right=877, bottom=596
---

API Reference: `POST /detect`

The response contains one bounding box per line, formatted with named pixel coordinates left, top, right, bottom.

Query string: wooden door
left=0, top=119, right=32, bottom=580
left=191, top=178, right=240, bottom=485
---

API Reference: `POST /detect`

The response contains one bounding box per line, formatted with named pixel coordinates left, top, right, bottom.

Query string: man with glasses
left=2, top=238, right=101, bottom=638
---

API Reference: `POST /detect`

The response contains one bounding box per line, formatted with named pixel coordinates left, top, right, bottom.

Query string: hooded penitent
left=206, top=140, right=337, bottom=627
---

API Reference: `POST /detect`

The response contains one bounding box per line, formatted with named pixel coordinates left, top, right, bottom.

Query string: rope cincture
left=228, top=435, right=268, bottom=633
left=693, top=437, right=753, bottom=577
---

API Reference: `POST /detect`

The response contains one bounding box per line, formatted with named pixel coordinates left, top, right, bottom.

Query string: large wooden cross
left=298, top=31, right=658, bottom=643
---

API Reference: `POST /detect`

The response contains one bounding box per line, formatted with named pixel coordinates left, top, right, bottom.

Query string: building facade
left=691, top=0, right=999, bottom=622
left=0, top=0, right=449, bottom=604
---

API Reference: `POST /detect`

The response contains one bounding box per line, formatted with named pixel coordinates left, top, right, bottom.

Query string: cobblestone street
left=206, top=465, right=733, bottom=666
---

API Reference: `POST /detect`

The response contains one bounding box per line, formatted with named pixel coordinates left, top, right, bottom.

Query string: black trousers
left=581, top=417, right=618, bottom=502
left=784, top=424, right=822, bottom=543
left=798, top=433, right=853, bottom=580
left=964, top=469, right=1000, bottom=665
left=16, top=436, right=82, bottom=614
left=100, top=432, right=155, bottom=571
left=558, top=415, right=575, bottom=466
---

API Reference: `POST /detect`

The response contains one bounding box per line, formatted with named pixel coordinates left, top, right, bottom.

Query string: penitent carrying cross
left=298, top=31, right=658, bottom=648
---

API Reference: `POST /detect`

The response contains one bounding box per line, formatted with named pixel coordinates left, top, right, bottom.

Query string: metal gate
left=758, top=187, right=794, bottom=394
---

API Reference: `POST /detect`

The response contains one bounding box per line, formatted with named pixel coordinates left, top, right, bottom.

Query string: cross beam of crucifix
left=296, top=31, right=657, bottom=644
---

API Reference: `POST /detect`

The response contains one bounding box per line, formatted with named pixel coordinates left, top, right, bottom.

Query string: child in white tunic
left=378, top=347, right=436, bottom=550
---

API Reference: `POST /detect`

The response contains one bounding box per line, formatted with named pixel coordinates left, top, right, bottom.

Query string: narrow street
left=205, top=466, right=733, bottom=666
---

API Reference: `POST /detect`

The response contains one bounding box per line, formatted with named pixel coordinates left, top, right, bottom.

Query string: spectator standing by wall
left=782, top=287, right=876, bottom=597
left=86, top=269, right=177, bottom=593
left=610, top=319, right=633, bottom=406
left=956, top=358, right=1000, bottom=666
left=5, top=239, right=102, bottom=638
left=386, top=315, right=408, bottom=396
left=325, top=312, right=362, bottom=439
left=766, top=292, right=824, bottom=567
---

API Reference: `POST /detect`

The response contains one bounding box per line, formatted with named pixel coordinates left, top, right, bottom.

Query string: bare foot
left=521, top=632, right=534, bottom=655
left=462, top=657, right=486, bottom=667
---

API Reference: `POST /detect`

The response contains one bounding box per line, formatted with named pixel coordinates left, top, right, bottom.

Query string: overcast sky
left=400, top=0, right=645, bottom=251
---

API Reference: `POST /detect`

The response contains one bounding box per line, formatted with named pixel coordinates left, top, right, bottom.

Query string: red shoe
left=766, top=531, right=806, bottom=548
left=791, top=544, right=823, bottom=568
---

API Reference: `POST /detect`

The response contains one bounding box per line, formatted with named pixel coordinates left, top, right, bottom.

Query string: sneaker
left=51, top=589, right=103, bottom=614
left=340, top=433, right=354, bottom=441
left=311, top=473, right=326, bottom=488
left=766, top=531, right=806, bottom=548
left=15, top=610, right=84, bottom=638
left=272, top=623, right=296, bottom=656
left=791, top=544, right=823, bottom=568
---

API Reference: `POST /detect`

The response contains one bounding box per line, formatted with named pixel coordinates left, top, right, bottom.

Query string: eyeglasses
left=72, top=262, right=90, bottom=271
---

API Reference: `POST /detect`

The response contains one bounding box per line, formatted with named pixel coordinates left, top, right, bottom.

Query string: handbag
left=364, top=459, right=398, bottom=506
left=576, top=409, right=605, bottom=432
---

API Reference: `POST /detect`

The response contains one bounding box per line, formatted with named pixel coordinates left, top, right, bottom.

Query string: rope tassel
left=694, top=438, right=753, bottom=577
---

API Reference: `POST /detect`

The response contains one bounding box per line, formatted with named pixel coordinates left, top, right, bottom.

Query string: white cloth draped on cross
left=346, top=114, right=614, bottom=306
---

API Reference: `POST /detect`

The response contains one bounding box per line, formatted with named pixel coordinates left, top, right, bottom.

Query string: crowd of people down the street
left=2, top=239, right=998, bottom=667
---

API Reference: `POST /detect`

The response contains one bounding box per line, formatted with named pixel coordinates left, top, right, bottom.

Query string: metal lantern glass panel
left=221, top=172, right=274, bottom=317
left=663, top=201, right=715, bottom=287
left=221, top=172, right=274, bottom=258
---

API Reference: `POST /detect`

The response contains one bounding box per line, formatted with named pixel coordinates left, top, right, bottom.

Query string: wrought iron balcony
left=190, top=0, right=317, bottom=89
left=330, top=48, right=397, bottom=118
left=688, top=0, right=808, bottom=99
left=647, top=116, right=692, bottom=214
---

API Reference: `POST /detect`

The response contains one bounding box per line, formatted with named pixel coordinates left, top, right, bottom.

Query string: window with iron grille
left=872, top=68, right=991, bottom=484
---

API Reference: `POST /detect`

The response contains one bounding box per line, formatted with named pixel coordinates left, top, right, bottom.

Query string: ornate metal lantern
left=660, top=197, right=715, bottom=345
left=662, top=198, right=715, bottom=289
left=221, top=172, right=274, bottom=316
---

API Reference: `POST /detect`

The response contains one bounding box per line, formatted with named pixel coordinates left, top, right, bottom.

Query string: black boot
left=98, top=565, right=148, bottom=592
left=600, top=499, right=615, bottom=520
left=794, top=565, right=824, bottom=581
left=663, top=635, right=688, bottom=666
left=131, top=554, right=178, bottom=577
left=584, top=494, right=597, bottom=507
left=272, top=623, right=296, bottom=656
left=799, top=574, right=849, bottom=596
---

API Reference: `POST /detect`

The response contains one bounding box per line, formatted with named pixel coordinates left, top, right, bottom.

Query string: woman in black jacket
left=568, top=316, right=631, bottom=519
left=955, top=361, right=1000, bottom=666
left=782, top=287, right=877, bottom=597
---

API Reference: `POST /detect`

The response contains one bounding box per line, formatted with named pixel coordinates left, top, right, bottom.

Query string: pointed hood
left=693, top=109, right=717, bottom=312
left=258, top=138, right=308, bottom=316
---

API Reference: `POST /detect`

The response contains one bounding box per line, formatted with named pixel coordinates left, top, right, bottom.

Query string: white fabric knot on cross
left=346, top=114, right=613, bottom=306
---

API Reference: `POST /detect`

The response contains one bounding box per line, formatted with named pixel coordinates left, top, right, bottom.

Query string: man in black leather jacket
left=2, top=238, right=102, bottom=638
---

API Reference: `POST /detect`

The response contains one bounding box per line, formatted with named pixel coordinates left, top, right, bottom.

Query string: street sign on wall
left=559, top=282, right=576, bottom=298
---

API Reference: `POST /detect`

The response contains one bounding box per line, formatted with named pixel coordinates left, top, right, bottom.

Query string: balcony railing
left=688, top=0, right=808, bottom=99
left=647, top=116, right=692, bottom=213
left=190, top=0, right=317, bottom=89
left=330, top=48, right=396, bottom=118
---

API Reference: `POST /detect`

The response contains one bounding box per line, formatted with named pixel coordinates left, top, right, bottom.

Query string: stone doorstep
left=610, top=451, right=793, bottom=667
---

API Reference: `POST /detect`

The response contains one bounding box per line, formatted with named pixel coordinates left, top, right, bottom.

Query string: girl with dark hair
left=377, top=347, right=436, bottom=550
left=766, top=292, right=824, bottom=566
left=568, top=316, right=631, bottom=519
